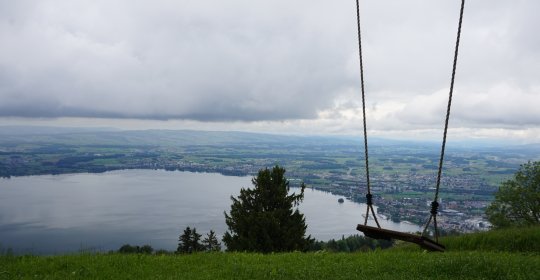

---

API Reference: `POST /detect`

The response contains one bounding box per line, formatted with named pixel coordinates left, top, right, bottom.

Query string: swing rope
left=422, top=0, right=466, bottom=242
left=355, top=0, right=466, bottom=239
left=355, top=0, right=380, bottom=228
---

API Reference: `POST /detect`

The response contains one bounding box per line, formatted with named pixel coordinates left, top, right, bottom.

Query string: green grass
left=2, top=227, right=539, bottom=279
left=1, top=251, right=538, bottom=280
left=442, top=226, right=540, bottom=252
left=393, top=226, right=540, bottom=253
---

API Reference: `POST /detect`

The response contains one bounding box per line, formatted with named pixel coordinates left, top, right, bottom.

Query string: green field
left=2, top=252, right=538, bottom=280
left=2, top=227, right=539, bottom=279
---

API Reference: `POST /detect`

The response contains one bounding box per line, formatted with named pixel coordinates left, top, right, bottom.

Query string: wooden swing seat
left=356, top=224, right=445, bottom=252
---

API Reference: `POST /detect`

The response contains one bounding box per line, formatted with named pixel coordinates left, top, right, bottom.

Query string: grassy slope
left=394, top=226, right=540, bottom=253
left=1, top=252, right=538, bottom=280
left=1, top=227, right=539, bottom=280
left=441, top=226, right=540, bottom=252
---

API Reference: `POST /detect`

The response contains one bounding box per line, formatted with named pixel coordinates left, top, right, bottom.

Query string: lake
left=0, top=169, right=420, bottom=254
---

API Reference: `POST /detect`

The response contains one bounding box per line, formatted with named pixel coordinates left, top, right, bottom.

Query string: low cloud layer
left=0, top=0, right=354, bottom=121
left=0, top=0, right=539, bottom=135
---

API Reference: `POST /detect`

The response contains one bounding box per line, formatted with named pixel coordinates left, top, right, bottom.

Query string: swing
left=354, top=0, right=466, bottom=252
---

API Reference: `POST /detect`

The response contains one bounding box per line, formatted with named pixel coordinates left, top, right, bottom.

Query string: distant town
left=2, top=127, right=540, bottom=234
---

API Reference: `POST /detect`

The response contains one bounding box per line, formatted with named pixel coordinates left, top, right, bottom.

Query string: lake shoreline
left=0, top=169, right=421, bottom=254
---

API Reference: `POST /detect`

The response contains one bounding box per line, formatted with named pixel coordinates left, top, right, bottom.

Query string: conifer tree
left=177, top=226, right=193, bottom=253
left=191, top=228, right=203, bottom=252
left=177, top=226, right=204, bottom=253
left=202, top=230, right=221, bottom=252
left=223, top=165, right=313, bottom=252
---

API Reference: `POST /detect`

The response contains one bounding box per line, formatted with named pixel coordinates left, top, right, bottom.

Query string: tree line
left=309, top=234, right=393, bottom=252
left=177, top=227, right=221, bottom=253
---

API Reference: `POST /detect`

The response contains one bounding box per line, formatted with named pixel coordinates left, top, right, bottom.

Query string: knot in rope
left=430, top=201, right=439, bottom=216
left=366, top=193, right=373, bottom=205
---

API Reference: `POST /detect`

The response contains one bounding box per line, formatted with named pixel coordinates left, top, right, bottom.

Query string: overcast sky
left=0, top=0, right=539, bottom=142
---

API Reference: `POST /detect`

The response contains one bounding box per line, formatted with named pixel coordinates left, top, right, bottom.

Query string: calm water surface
left=0, top=170, right=420, bottom=254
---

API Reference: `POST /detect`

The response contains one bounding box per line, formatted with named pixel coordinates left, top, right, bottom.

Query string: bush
left=117, top=244, right=154, bottom=254
left=486, top=161, right=540, bottom=228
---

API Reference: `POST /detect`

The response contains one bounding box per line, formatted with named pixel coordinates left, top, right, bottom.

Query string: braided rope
left=423, top=0, right=466, bottom=241
left=355, top=0, right=380, bottom=228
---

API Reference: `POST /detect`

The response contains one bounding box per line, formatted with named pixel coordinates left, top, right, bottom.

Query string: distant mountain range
left=0, top=125, right=538, bottom=153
